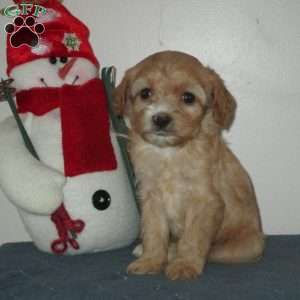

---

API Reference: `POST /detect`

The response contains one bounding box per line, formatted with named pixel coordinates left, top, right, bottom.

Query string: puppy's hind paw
left=132, top=244, right=143, bottom=258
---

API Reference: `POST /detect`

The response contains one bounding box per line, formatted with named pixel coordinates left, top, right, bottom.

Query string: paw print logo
left=5, top=16, right=45, bottom=48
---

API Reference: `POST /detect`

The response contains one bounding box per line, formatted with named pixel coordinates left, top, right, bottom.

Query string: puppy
left=114, top=51, right=264, bottom=280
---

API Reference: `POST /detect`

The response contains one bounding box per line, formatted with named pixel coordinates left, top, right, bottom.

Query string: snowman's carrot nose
left=58, top=57, right=77, bottom=80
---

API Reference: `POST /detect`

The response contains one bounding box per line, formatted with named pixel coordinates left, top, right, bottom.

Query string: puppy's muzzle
left=152, top=113, right=172, bottom=131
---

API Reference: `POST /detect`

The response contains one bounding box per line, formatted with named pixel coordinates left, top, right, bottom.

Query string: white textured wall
left=0, top=0, right=299, bottom=245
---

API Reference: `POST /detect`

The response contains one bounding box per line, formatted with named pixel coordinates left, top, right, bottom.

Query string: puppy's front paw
left=165, top=259, right=204, bottom=281
left=127, top=257, right=166, bottom=275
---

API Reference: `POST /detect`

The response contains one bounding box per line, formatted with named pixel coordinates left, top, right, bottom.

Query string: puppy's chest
left=135, top=143, right=207, bottom=237
left=158, top=169, right=185, bottom=238
left=145, top=149, right=193, bottom=238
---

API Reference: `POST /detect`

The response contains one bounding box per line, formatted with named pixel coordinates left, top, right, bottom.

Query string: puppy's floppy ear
left=113, top=74, right=130, bottom=116
left=207, top=68, right=237, bottom=130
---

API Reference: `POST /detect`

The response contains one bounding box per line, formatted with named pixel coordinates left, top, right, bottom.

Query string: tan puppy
left=114, top=51, right=264, bottom=280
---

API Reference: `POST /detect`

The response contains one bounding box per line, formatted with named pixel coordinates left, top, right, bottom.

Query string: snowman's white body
left=0, top=58, right=139, bottom=254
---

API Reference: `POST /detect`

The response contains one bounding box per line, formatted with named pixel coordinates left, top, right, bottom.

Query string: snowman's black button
left=92, top=190, right=111, bottom=211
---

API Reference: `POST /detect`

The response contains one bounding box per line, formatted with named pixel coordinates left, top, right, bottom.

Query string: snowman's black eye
left=92, top=190, right=111, bottom=211
left=49, top=57, right=57, bottom=65
left=60, top=57, right=68, bottom=64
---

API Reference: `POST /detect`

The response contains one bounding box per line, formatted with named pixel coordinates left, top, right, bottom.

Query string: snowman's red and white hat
left=7, top=0, right=99, bottom=75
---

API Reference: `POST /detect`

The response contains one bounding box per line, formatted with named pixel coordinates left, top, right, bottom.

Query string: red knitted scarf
left=16, top=78, right=117, bottom=176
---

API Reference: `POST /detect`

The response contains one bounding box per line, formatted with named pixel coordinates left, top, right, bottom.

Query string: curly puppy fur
left=114, top=51, right=264, bottom=280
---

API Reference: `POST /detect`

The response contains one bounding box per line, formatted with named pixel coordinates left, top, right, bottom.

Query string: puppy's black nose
left=152, top=113, right=172, bottom=129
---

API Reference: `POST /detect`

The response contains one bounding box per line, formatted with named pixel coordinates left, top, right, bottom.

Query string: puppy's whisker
left=111, top=129, right=130, bottom=140
left=115, top=133, right=130, bottom=140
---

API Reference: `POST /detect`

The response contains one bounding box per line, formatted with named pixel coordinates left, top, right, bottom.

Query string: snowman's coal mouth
left=39, top=75, right=80, bottom=87
left=72, top=75, right=79, bottom=85
left=40, top=78, right=48, bottom=87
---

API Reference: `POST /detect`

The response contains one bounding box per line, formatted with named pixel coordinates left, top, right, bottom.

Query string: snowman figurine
left=0, top=0, right=139, bottom=254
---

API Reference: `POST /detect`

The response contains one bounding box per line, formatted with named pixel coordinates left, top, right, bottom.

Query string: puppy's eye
left=182, top=92, right=196, bottom=105
left=140, top=88, right=152, bottom=100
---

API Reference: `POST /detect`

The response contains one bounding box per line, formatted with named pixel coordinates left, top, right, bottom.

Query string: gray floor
left=0, top=236, right=299, bottom=300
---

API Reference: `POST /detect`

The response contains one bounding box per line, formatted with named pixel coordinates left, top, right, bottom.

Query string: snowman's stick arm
left=0, top=78, right=40, bottom=160
left=102, top=67, right=137, bottom=198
